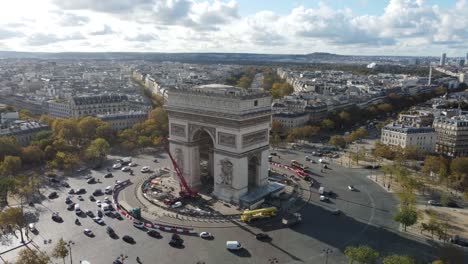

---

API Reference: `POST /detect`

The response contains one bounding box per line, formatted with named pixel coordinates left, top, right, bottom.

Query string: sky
left=0, top=0, right=466, bottom=56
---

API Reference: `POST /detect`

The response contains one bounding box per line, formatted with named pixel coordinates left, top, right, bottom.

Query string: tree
left=354, top=127, right=368, bottom=140
left=137, top=136, right=152, bottom=147
left=321, top=119, right=335, bottom=131
left=148, top=107, right=168, bottom=136
left=84, top=138, right=110, bottom=162
left=402, top=146, right=424, bottom=161
left=394, top=206, right=418, bottom=231
left=95, top=122, right=114, bottom=141
left=382, top=255, right=415, bottom=264
left=372, top=142, right=395, bottom=160
left=19, top=109, right=34, bottom=121
left=339, top=111, right=352, bottom=124
left=421, top=156, right=449, bottom=182
left=397, top=190, right=416, bottom=207
left=270, top=134, right=281, bottom=148
left=450, top=157, right=468, bottom=191
left=49, top=152, right=80, bottom=170
left=0, top=155, right=22, bottom=176
left=0, top=207, right=26, bottom=243
left=377, top=103, right=393, bottom=113
left=344, top=245, right=379, bottom=264
left=0, top=137, right=21, bottom=160
left=329, top=136, right=346, bottom=149
left=15, top=248, right=50, bottom=264
left=271, top=120, right=284, bottom=135
left=51, top=238, right=69, bottom=264
left=21, top=146, right=45, bottom=165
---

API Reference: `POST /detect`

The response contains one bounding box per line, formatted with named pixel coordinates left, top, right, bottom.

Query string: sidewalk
left=366, top=175, right=394, bottom=193
left=0, top=229, right=30, bottom=256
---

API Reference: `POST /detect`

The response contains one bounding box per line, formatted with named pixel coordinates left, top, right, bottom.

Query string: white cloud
left=0, top=0, right=466, bottom=55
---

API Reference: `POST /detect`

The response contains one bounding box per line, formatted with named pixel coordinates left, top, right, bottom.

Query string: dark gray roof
left=72, top=94, right=128, bottom=105
left=383, top=124, right=435, bottom=134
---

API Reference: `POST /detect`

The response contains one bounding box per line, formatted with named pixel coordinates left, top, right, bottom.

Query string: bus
left=240, top=207, right=278, bottom=222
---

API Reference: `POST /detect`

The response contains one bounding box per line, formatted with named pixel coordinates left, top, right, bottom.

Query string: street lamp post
left=322, top=248, right=332, bottom=264
left=66, top=240, right=75, bottom=264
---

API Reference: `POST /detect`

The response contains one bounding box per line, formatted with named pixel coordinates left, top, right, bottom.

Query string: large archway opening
left=193, top=130, right=214, bottom=193
left=248, top=156, right=259, bottom=191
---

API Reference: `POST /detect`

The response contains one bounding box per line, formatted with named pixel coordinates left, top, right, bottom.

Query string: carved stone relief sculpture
left=217, top=158, right=233, bottom=186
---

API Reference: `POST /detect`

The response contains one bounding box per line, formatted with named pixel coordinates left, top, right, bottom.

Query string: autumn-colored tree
left=51, top=238, right=69, bottom=264
left=321, top=119, right=335, bottom=131
left=85, top=138, right=110, bottom=162
left=0, top=155, right=22, bottom=176
left=450, top=157, right=468, bottom=191
left=271, top=120, right=284, bottom=135
left=15, top=248, right=50, bottom=264
left=0, top=207, right=26, bottom=243
left=21, top=146, right=45, bottom=165
left=329, top=136, right=346, bottom=149
left=382, top=255, right=415, bottom=264
left=48, top=152, right=80, bottom=170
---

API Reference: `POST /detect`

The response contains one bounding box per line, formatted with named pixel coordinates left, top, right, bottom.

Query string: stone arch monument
left=166, top=84, right=271, bottom=203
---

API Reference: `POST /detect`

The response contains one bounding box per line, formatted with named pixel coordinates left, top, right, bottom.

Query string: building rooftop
left=383, top=123, right=435, bottom=134
left=434, top=115, right=468, bottom=127
left=72, top=94, right=128, bottom=105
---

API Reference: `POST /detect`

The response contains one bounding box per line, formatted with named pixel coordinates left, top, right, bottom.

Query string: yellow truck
left=241, top=207, right=277, bottom=222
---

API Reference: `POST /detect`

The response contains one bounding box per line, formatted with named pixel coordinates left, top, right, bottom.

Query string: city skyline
left=0, top=0, right=467, bottom=56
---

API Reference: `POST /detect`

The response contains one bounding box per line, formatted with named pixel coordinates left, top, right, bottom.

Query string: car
left=121, top=166, right=131, bottom=172
left=140, top=166, right=150, bottom=173
left=86, top=178, right=95, bottom=184
left=331, top=209, right=341, bottom=215
left=348, top=185, right=355, bottom=191
left=199, top=232, right=212, bottom=239
left=96, top=200, right=101, bottom=207
left=112, top=163, right=122, bottom=169
left=129, top=162, right=137, bottom=167
left=68, top=189, right=75, bottom=194
left=270, top=152, right=277, bottom=156
left=428, top=200, right=441, bottom=206
left=48, top=192, right=58, bottom=199
left=67, top=203, right=75, bottom=210
left=172, top=234, right=182, bottom=241
left=104, top=187, right=113, bottom=194
left=28, top=223, right=37, bottom=232
left=171, top=201, right=183, bottom=208
left=51, top=212, right=62, bottom=222
left=77, top=195, right=84, bottom=201
left=49, top=178, right=60, bottom=183
left=114, top=212, right=122, bottom=220
left=96, top=210, right=103, bottom=217
left=104, top=173, right=113, bottom=178
left=255, top=233, right=270, bottom=240
left=61, top=182, right=70, bottom=187
left=76, top=188, right=86, bottom=194
left=77, top=167, right=87, bottom=173
left=133, top=221, right=144, bottom=228
left=93, top=217, right=104, bottom=225
left=169, top=239, right=183, bottom=247
left=83, top=229, right=94, bottom=237
left=115, top=180, right=122, bottom=186
left=106, top=226, right=115, bottom=236
left=85, top=175, right=93, bottom=180
left=447, top=201, right=460, bottom=208
left=147, top=230, right=161, bottom=238
left=93, top=189, right=102, bottom=196
left=450, top=235, right=468, bottom=247
left=65, top=196, right=73, bottom=204
left=89, top=195, right=95, bottom=201
left=104, top=197, right=110, bottom=202
left=122, top=235, right=135, bottom=244
left=320, top=195, right=329, bottom=202
left=305, top=156, right=311, bottom=161
left=86, top=210, right=94, bottom=217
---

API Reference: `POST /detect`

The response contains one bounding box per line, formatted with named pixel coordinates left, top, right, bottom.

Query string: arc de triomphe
left=165, top=85, right=271, bottom=203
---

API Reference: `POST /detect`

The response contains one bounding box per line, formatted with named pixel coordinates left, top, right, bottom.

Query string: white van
left=74, top=204, right=81, bottom=214
left=319, top=187, right=325, bottom=195
left=102, top=203, right=111, bottom=214
left=226, top=241, right=242, bottom=250
left=105, top=186, right=112, bottom=194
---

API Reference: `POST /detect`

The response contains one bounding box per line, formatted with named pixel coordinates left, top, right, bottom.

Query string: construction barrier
left=111, top=179, right=197, bottom=235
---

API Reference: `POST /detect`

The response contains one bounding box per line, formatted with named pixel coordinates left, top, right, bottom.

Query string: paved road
left=1, top=150, right=449, bottom=264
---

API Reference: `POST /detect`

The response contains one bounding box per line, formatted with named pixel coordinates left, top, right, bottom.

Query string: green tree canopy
left=394, top=206, right=418, bottom=231
left=382, top=255, right=415, bottom=264
left=0, top=137, right=21, bottom=161
left=21, top=145, right=45, bottom=165
left=344, top=245, right=379, bottom=264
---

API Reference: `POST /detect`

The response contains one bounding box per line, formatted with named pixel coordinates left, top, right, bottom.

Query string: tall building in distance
left=465, top=53, right=468, bottom=66
left=440, top=53, right=447, bottom=66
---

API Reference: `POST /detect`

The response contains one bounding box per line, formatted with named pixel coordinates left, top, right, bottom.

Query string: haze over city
left=0, top=0, right=467, bottom=55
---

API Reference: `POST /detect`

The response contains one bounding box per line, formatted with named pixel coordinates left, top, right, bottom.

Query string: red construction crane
left=162, top=137, right=198, bottom=199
